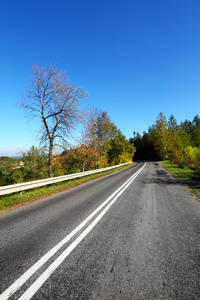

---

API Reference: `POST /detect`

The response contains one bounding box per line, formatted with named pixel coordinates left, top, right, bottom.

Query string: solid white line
left=0, top=163, right=146, bottom=300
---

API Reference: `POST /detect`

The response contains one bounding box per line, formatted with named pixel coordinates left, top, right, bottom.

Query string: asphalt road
left=0, top=162, right=200, bottom=299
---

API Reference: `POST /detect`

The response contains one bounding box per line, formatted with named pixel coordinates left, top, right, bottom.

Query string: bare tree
left=19, top=65, right=87, bottom=177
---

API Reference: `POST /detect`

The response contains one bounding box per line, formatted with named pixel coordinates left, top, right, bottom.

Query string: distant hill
left=9, top=156, right=22, bottom=160
left=0, top=156, right=19, bottom=166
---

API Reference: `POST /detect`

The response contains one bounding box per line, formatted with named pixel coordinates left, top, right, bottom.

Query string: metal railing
left=0, top=162, right=132, bottom=196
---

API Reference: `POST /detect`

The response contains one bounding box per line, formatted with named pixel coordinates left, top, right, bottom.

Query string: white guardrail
left=0, top=162, right=132, bottom=196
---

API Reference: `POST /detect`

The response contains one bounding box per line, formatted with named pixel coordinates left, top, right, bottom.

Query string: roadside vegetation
left=0, top=164, right=133, bottom=212
left=0, top=111, right=135, bottom=187
left=130, top=113, right=200, bottom=170
left=160, top=161, right=200, bottom=199
left=129, top=112, right=200, bottom=199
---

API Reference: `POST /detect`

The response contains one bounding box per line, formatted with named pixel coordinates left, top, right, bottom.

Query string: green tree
left=153, top=113, right=170, bottom=160
left=95, top=112, right=115, bottom=148
left=192, top=115, right=200, bottom=147
left=86, top=109, right=117, bottom=166
left=61, top=148, right=81, bottom=174
left=9, top=168, right=24, bottom=184
left=0, top=167, right=9, bottom=186
left=22, top=146, right=48, bottom=181
left=108, top=130, right=135, bottom=164
left=180, top=119, right=193, bottom=145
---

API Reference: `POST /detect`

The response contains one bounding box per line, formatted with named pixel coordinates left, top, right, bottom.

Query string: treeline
left=130, top=112, right=200, bottom=170
left=0, top=111, right=135, bottom=186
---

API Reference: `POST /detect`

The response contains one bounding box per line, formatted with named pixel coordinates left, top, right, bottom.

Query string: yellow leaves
left=119, top=153, right=133, bottom=163
left=97, top=155, right=109, bottom=168
left=183, top=146, right=200, bottom=162
left=52, top=155, right=65, bottom=173
left=172, top=146, right=200, bottom=170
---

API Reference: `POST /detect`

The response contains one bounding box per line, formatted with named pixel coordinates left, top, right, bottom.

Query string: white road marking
left=0, top=163, right=146, bottom=300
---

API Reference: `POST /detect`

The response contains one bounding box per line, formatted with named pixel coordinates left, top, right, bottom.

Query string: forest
left=130, top=112, right=200, bottom=171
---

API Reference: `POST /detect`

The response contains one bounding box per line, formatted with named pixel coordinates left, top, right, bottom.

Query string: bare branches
left=19, top=64, right=87, bottom=177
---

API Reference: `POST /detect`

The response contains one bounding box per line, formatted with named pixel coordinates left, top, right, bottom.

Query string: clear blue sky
left=0, top=0, right=200, bottom=156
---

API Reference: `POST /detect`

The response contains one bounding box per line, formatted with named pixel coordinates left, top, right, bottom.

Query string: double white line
left=0, top=162, right=146, bottom=300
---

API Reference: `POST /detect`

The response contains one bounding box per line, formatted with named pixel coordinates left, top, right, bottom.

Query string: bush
left=172, top=146, right=200, bottom=170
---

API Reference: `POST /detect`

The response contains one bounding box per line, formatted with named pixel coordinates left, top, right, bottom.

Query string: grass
left=160, top=161, right=200, bottom=199
left=0, top=163, right=134, bottom=213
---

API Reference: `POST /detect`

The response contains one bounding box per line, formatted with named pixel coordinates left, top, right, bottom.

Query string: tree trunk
left=82, top=161, right=85, bottom=172
left=48, top=140, right=53, bottom=178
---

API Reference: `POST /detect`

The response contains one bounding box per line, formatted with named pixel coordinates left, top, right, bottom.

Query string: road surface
left=0, top=162, right=200, bottom=299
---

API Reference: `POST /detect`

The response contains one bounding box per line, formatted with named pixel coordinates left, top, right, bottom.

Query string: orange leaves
left=76, top=126, right=101, bottom=172
left=76, top=143, right=100, bottom=172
